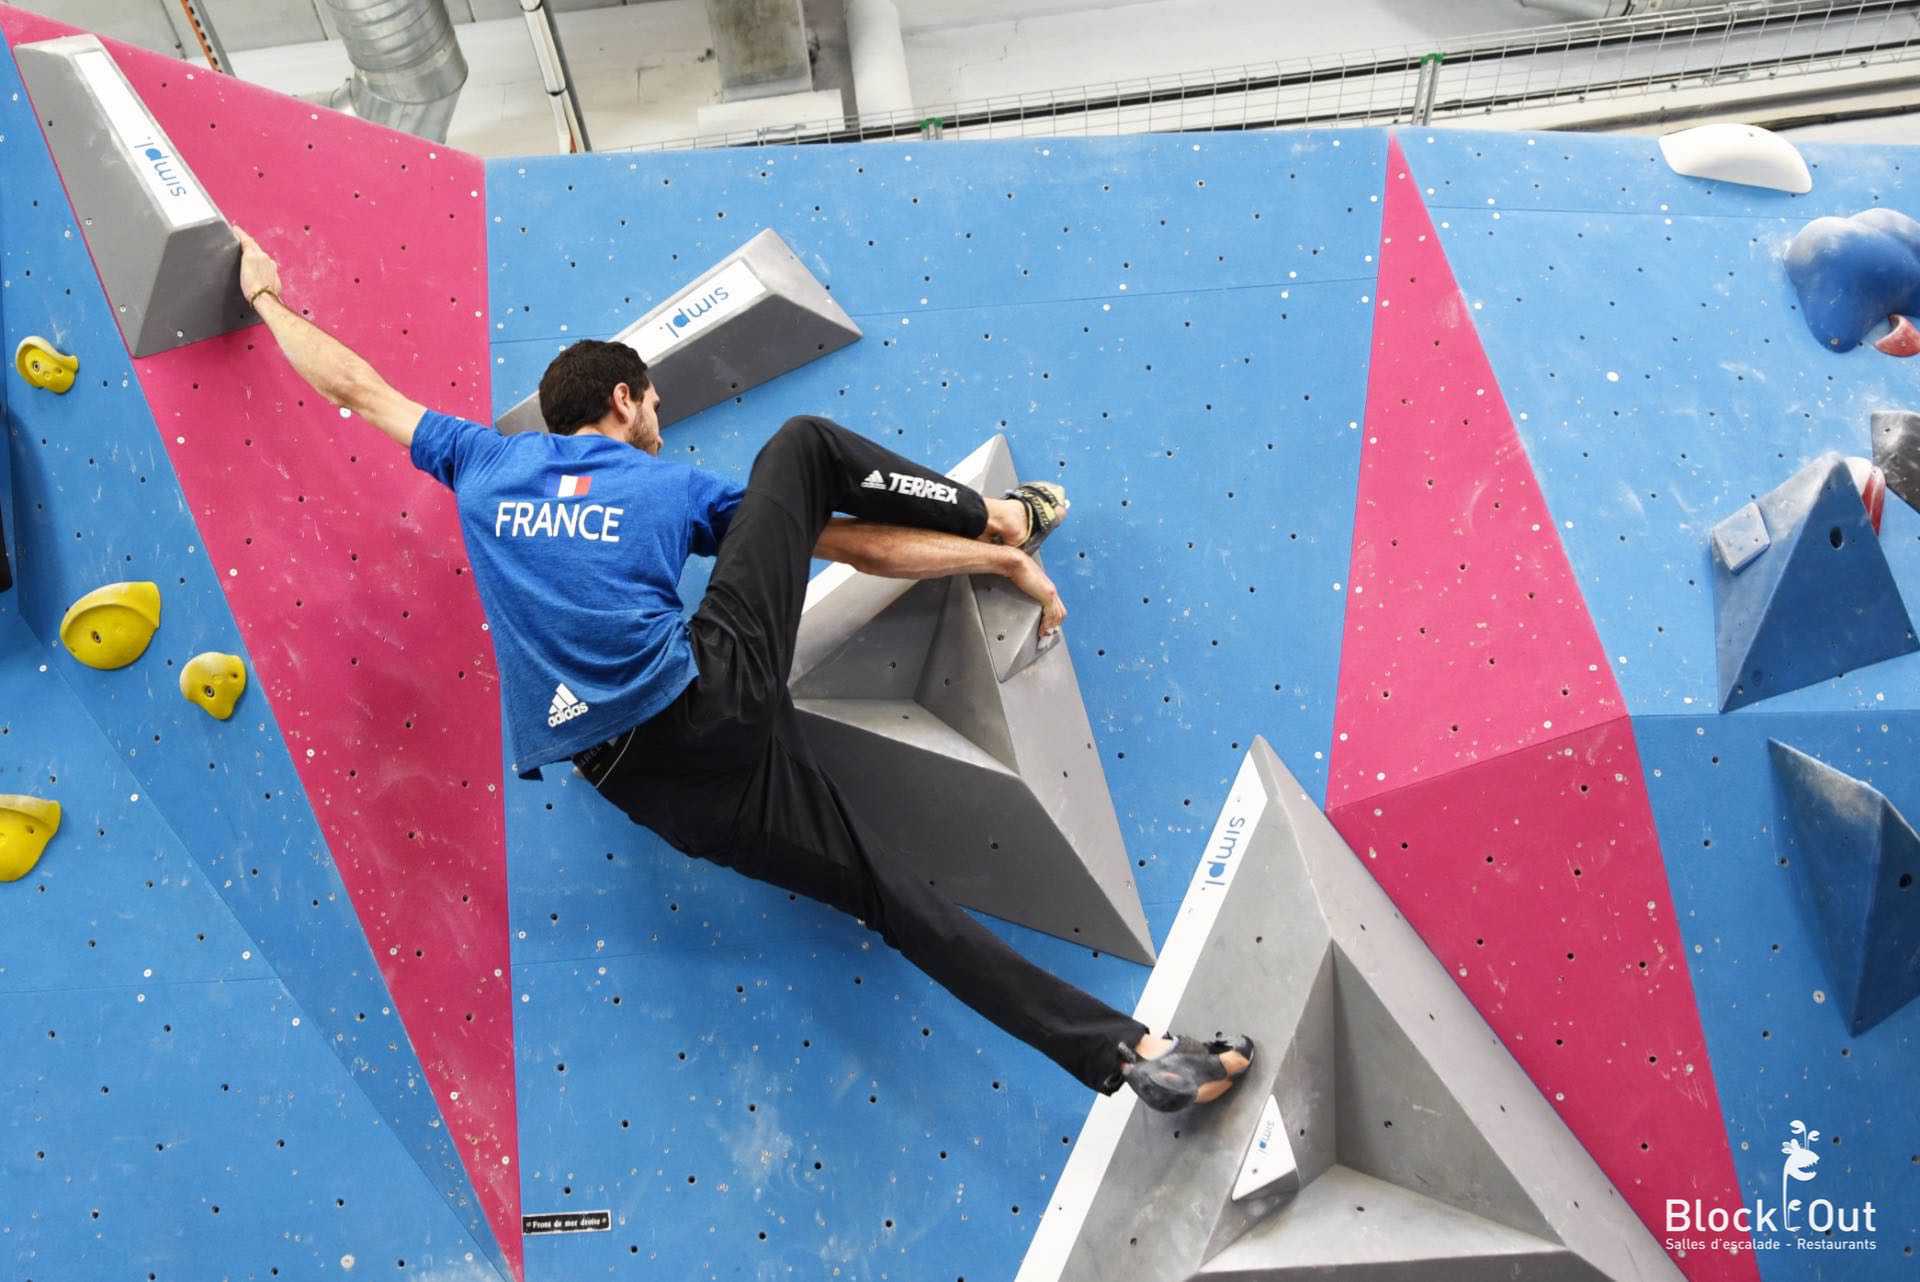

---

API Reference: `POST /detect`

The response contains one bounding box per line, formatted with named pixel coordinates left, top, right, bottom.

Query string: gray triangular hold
left=1872, top=409, right=1920, bottom=513
left=1017, top=739, right=1682, bottom=1282
left=17, top=36, right=258, bottom=358
left=495, top=227, right=861, bottom=433
left=788, top=436, right=1154, bottom=964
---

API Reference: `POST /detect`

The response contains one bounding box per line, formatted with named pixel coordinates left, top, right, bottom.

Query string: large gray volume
left=16, top=35, right=257, bottom=358
left=786, top=435, right=1155, bottom=965
left=1018, top=738, right=1683, bottom=1282
left=496, top=228, right=860, bottom=434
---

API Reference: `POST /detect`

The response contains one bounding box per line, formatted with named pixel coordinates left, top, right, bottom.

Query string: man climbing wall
left=234, top=226, right=1253, bottom=1114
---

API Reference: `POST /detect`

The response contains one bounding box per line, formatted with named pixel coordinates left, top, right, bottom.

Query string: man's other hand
left=1008, top=552, right=1068, bottom=637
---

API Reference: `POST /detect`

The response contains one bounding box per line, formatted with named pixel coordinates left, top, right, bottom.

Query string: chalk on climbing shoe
left=181, top=651, right=247, bottom=720
left=0, top=795, right=61, bottom=882
left=14, top=336, right=77, bottom=393
left=59, top=581, right=162, bottom=671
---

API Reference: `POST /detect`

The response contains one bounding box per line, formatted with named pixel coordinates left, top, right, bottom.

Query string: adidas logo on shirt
left=548, top=682, right=590, bottom=729
left=860, top=470, right=887, bottom=490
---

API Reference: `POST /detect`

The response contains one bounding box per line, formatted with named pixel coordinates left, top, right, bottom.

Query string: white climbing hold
left=1658, top=123, right=1811, bottom=194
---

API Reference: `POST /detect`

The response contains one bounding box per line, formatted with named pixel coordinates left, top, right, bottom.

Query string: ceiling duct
left=320, top=0, right=468, bottom=143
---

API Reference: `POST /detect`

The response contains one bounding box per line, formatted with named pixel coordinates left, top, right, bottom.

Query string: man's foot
left=985, top=482, right=1069, bottom=550
left=1119, top=1031, right=1253, bottom=1112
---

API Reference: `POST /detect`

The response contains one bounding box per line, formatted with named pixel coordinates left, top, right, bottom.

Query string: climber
left=234, top=226, right=1251, bottom=1112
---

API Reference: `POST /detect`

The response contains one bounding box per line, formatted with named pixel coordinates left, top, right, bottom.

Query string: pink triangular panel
left=1328, top=137, right=1754, bottom=1280
left=0, top=9, right=520, bottom=1276
left=1328, top=137, right=1621, bottom=813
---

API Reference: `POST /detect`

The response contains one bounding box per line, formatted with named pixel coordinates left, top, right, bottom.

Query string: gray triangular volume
left=496, top=227, right=861, bottom=433
left=16, top=36, right=258, bottom=357
left=1017, top=739, right=1683, bottom=1282
left=788, top=436, right=1154, bottom=964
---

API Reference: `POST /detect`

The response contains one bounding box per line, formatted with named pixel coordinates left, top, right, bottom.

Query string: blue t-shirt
left=409, top=409, right=744, bottom=778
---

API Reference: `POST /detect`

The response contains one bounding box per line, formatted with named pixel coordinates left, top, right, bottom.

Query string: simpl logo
left=1205, top=812, right=1247, bottom=884
left=1665, top=1119, right=1878, bottom=1256
left=140, top=144, right=189, bottom=199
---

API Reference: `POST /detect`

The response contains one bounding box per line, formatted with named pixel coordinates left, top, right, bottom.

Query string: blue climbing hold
left=1784, top=207, right=1920, bottom=352
left=1712, top=452, right=1917, bottom=710
left=1768, top=741, right=1920, bottom=1035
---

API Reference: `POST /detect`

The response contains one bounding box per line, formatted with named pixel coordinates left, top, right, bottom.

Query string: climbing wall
left=3, top=3, right=1916, bottom=1278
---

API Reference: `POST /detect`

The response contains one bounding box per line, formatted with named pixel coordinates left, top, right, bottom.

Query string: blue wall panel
left=487, top=132, right=1385, bottom=1280
left=1402, top=128, right=1920, bottom=718
left=0, top=602, right=500, bottom=1281
left=1637, top=710, right=1918, bottom=1273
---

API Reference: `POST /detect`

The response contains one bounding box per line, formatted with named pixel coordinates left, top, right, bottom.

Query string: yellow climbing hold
left=180, top=651, right=247, bottom=720
left=59, top=580, right=162, bottom=670
left=14, top=335, right=78, bottom=393
left=0, top=795, right=61, bottom=882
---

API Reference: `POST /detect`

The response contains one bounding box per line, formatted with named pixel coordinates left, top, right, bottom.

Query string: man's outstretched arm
left=236, top=227, right=425, bottom=447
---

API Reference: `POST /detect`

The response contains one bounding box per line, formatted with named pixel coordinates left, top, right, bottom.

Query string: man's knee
left=753, top=416, right=844, bottom=484
left=768, top=415, right=834, bottom=455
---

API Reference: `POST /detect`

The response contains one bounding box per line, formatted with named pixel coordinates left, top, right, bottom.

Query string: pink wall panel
left=1328, top=138, right=1752, bottom=1280
left=1329, top=138, right=1621, bottom=815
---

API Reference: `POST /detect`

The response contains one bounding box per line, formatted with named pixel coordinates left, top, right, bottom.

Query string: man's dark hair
left=538, top=339, right=651, bottom=434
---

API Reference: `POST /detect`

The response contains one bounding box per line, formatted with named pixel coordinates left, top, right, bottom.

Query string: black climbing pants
left=574, top=416, right=1146, bottom=1093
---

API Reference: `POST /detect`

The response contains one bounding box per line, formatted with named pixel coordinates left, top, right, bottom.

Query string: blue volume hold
left=1712, top=453, right=1917, bottom=710
left=1784, top=207, right=1920, bottom=351
left=1769, top=741, right=1920, bottom=1035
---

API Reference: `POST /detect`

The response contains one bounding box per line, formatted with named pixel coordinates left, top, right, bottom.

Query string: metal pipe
left=320, top=0, right=468, bottom=143
left=522, top=0, right=592, bottom=152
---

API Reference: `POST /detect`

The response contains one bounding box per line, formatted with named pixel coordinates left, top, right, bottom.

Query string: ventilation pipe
left=321, top=0, right=468, bottom=143
left=845, top=0, right=913, bottom=121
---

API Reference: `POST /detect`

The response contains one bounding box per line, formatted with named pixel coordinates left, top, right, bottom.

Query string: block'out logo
left=141, top=144, right=189, bottom=199
left=1665, top=1119, right=1879, bottom=1256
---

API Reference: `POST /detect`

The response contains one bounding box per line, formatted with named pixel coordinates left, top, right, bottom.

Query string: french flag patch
left=555, top=474, right=592, bottom=498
